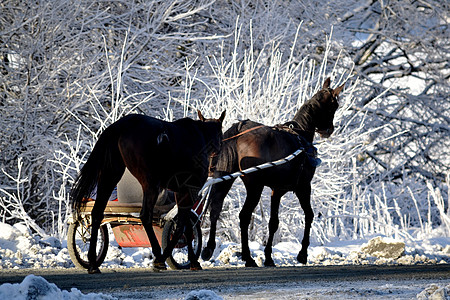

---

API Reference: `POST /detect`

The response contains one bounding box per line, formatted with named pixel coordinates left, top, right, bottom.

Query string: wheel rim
left=168, top=220, right=201, bottom=268
left=71, top=221, right=108, bottom=268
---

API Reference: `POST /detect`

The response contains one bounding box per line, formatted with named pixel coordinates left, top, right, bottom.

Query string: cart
left=67, top=190, right=204, bottom=270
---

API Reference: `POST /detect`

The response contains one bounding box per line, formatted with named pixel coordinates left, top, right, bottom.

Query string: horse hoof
left=201, top=248, right=214, bottom=261
left=152, top=261, right=167, bottom=272
left=264, top=259, right=276, bottom=267
left=152, top=266, right=167, bottom=272
left=245, top=260, right=258, bottom=268
left=190, top=262, right=203, bottom=271
left=297, top=253, right=307, bottom=264
left=88, top=267, right=101, bottom=274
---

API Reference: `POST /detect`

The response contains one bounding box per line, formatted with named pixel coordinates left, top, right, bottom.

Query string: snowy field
left=0, top=221, right=449, bottom=299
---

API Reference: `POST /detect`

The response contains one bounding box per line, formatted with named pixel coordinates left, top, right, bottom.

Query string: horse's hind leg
left=161, top=204, right=187, bottom=263
left=295, top=183, right=314, bottom=264
left=162, top=191, right=201, bottom=270
left=185, top=216, right=202, bottom=270
left=88, top=165, right=125, bottom=274
left=239, top=183, right=264, bottom=267
left=201, top=178, right=236, bottom=261
left=139, top=186, right=164, bottom=270
left=264, top=189, right=286, bottom=267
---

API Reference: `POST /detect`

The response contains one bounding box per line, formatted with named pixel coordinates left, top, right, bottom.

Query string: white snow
left=0, top=221, right=449, bottom=299
left=0, top=274, right=114, bottom=300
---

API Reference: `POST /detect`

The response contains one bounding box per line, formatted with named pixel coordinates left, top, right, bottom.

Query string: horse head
left=312, top=78, right=344, bottom=138
left=197, top=110, right=226, bottom=175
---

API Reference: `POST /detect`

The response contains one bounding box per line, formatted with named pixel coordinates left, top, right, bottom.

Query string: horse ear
left=218, top=110, right=226, bottom=123
left=197, top=110, right=205, bottom=122
left=333, top=83, right=345, bottom=98
left=322, top=77, right=331, bottom=89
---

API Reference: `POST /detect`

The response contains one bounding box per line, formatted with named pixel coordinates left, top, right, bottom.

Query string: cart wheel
left=162, top=212, right=202, bottom=270
left=67, top=220, right=109, bottom=270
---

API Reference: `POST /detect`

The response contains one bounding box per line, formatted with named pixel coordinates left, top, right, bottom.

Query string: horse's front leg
left=295, top=184, right=314, bottom=264
left=201, top=178, right=235, bottom=261
left=264, top=189, right=286, bottom=267
left=140, top=188, right=165, bottom=271
left=182, top=190, right=202, bottom=270
left=239, top=183, right=264, bottom=267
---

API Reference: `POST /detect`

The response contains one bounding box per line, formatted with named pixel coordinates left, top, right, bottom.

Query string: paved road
left=1, top=264, right=449, bottom=295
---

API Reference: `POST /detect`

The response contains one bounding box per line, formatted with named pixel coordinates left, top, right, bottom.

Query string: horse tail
left=70, top=126, right=121, bottom=214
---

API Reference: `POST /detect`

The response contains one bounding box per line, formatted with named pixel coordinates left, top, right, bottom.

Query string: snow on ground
left=0, top=274, right=114, bottom=300
left=2, top=274, right=449, bottom=300
left=106, top=279, right=450, bottom=299
left=0, top=221, right=449, bottom=299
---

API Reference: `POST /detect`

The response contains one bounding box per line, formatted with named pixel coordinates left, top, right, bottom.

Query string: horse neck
left=292, top=103, right=316, bottom=142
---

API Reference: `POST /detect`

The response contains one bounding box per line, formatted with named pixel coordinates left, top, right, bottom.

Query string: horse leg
left=161, top=204, right=192, bottom=266
left=180, top=205, right=202, bottom=271
left=88, top=170, right=124, bottom=274
left=139, top=186, right=165, bottom=270
left=295, top=184, right=314, bottom=264
left=264, top=189, right=286, bottom=267
left=162, top=191, right=201, bottom=270
left=87, top=197, right=108, bottom=274
left=201, top=178, right=236, bottom=261
left=179, top=189, right=201, bottom=271
left=239, top=183, right=264, bottom=267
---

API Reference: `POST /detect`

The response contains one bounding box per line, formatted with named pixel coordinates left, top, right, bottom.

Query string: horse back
left=235, top=122, right=315, bottom=189
left=114, top=114, right=209, bottom=184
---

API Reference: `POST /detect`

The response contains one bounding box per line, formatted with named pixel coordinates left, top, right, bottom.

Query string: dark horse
left=71, top=110, right=225, bottom=273
left=201, top=78, right=344, bottom=267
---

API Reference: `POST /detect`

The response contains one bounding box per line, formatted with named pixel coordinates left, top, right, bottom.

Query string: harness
left=208, top=121, right=321, bottom=177
left=199, top=122, right=324, bottom=217
left=221, top=125, right=265, bottom=142
left=209, top=124, right=265, bottom=175
left=274, top=122, right=322, bottom=168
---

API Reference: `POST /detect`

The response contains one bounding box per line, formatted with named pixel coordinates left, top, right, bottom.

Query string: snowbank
left=0, top=274, right=113, bottom=300
left=0, top=222, right=449, bottom=270
left=0, top=222, right=449, bottom=299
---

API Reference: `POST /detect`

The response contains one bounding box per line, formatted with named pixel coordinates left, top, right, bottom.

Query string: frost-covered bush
left=0, top=0, right=448, bottom=245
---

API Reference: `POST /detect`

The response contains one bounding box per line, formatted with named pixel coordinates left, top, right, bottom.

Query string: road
left=0, top=264, right=449, bottom=297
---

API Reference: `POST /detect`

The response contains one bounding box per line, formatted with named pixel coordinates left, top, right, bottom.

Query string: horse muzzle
left=208, top=152, right=219, bottom=177
left=317, top=127, right=333, bottom=138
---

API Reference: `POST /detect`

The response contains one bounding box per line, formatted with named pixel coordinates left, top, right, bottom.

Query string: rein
left=222, top=125, right=265, bottom=142
left=209, top=125, right=265, bottom=175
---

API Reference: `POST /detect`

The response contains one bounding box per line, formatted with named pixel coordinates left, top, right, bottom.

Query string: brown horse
left=201, top=78, right=344, bottom=267
left=70, top=110, right=225, bottom=273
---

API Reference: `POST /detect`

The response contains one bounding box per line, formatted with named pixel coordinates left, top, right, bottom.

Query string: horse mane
left=173, top=117, right=196, bottom=127
left=292, top=92, right=323, bottom=131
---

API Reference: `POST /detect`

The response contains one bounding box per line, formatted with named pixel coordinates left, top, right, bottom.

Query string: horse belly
left=241, top=160, right=302, bottom=190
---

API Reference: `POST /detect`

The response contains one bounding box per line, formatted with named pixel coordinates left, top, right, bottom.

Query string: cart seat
left=82, top=201, right=176, bottom=218
left=84, top=201, right=142, bottom=214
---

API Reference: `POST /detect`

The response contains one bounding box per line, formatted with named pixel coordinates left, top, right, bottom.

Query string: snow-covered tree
left=0, top=0, right=448, bottom=242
